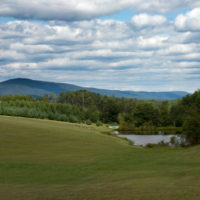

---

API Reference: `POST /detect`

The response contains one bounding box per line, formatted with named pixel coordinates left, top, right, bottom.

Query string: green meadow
left=0, top=115, right=200, bottom=200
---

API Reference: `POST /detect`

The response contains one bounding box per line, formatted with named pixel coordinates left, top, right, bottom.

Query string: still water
left=113, top=131, right=182, bottom=146
left=119, top=134, right=176, bottom=146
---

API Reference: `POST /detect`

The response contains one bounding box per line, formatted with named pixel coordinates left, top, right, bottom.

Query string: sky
left=0, top=0, right=200, bottom=92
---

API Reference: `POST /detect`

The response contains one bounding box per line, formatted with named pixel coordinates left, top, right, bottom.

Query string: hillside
left=0, top=78, right=189, bottom=100
left=0, top=116, right=200, bottom=200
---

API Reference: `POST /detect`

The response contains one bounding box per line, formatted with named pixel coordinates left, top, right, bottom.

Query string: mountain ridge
left=0, top=78, right=189, bottom=100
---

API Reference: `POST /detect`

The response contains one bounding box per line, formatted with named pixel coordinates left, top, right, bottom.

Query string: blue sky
left=0, top=0, right=200, bottom=92
left=101, top=9, right=134, bottom=21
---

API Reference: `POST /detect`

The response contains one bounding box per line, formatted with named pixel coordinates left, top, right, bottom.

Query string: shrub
left=145, top=143, right=155, bottom=148
left=69, top=115, right=79, bottom=123
left=86, top=119, right=92, bottom=125
left=96, top=120, right=103, bottom=126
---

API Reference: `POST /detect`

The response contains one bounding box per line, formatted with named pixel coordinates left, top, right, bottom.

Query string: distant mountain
left=0, top=78, right=189, bottom=100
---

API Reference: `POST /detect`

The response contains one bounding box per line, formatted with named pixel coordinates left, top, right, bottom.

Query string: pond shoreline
left=118, top=126, right=182, bottom=135
left=110, top=130, right=185, bottom=147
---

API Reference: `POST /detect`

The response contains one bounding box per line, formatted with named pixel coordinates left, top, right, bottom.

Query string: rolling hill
left=1, top=116, right=200, bottom=200
left=0, top=78, right=189, bottom=100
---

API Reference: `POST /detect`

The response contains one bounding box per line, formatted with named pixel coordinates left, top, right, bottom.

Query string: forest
left=0, top=90, right=199, bottom=145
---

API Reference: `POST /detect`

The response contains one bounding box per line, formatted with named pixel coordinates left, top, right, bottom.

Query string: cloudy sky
left=0, top=0, right=200, bottom=92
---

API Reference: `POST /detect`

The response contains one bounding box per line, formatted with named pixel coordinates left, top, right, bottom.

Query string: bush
left=146, top=141, right=169, bottom=148
left=145, top=143, right=155, bottom=148
left=96, top=120, right=103, bottom=126
left=158, top=140, right=169, bottom=146
left=86, top=119, right=92, bottom=125
left=57, top=114, right=68, bottom=122
left=69, top=115, right=79, bottom=123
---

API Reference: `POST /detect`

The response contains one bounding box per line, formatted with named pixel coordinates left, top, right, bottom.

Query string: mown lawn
left=0, top=115, right=200, bottom=200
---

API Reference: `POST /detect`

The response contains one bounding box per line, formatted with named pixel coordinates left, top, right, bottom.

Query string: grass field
left=0, top=115, right=200, bottom=200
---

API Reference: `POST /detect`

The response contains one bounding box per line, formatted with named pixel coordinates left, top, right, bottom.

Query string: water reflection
left=119, top=134, right=180, bottom=146
left=113, top=131, right=183, bottom=146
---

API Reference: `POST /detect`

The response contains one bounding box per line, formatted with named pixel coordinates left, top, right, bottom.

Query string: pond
left=113, top=131, right=183, bottom=146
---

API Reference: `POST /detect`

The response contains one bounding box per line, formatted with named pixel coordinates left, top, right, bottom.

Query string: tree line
left=0, top=89, right=199, bottom=144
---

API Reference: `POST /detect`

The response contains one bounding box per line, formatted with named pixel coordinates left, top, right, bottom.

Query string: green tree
left=85, top=106, right=100, bottom=122
left=133, top=103, right=159, bottom=127
left=159, top=101, right=172, bottom=126
left=183, top=109, right=200, bottom=145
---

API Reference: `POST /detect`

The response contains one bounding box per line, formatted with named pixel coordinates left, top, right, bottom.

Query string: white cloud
left=175, top=8, right=200, bottom=31
left=0, top=17, right=200, bottom=92
left=137, top=35, right=168, bottom=49
left=131, top=14, right=167, bottom=28
left=161, top=44, right=197, bottom=55
left=0, top=0, right=200, bottom=21
left=0, top=0, right=128, bottom=21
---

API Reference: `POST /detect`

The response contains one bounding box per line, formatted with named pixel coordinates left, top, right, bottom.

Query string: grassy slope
left=0, top=116, right=200, bottom=200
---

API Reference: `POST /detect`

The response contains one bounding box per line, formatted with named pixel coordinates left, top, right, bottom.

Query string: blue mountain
left=0, top=78, right=189, bottom=100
